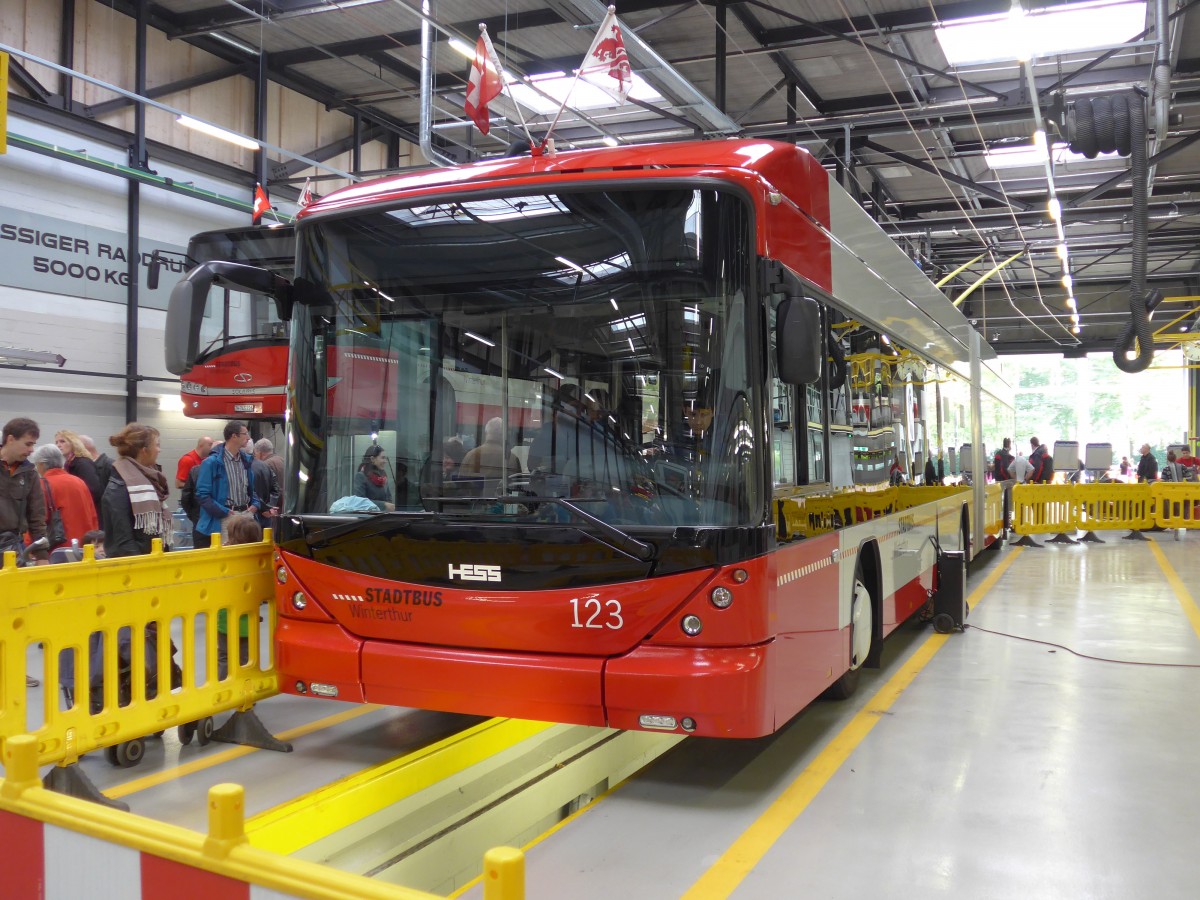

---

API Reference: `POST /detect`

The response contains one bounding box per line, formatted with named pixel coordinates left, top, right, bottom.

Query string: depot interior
left=3, top=1, right=1200, bottom=897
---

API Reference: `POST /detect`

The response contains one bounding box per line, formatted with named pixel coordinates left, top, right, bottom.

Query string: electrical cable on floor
left=964, top=623, right=1200, bottom=668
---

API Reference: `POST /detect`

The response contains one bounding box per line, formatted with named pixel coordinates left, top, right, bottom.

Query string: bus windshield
left=287, top=185, right=764, bottom=528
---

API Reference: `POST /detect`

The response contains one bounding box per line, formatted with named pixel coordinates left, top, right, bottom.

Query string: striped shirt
left=223, top=448, right=250, bottom=509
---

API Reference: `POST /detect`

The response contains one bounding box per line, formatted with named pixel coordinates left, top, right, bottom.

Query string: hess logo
left=448, top=564, right=501, bottom=582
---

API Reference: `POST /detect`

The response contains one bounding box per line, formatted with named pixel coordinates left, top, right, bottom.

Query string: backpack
left=180, top=466, right=201, bottom=524
left=1037, top=454, right=1054, bottom=483
left=42, top=479, right=68, bottom=548
left=993, top=449, right=1012, bottom=481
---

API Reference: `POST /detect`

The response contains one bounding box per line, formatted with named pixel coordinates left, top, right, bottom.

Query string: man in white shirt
left=1010, top=449, right=1034, bottom=483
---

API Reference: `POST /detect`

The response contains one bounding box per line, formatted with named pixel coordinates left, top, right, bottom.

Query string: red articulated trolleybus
left=174, top=139, right=1012, bottom=738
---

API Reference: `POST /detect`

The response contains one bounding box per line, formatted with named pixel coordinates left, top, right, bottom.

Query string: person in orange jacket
left=31, top=444, right=98, bottom=549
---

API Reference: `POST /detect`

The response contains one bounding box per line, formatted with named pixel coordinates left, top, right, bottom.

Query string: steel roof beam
left=85, top=62, right=246, bottom=118
left=727, top=3, right=826, bottom=115
left=862, top=140, right=1034, bottom=211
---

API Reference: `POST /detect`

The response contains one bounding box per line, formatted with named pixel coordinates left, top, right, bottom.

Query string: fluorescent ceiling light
left=464, top=331, right=495, bottom=347
left=543, top=367, right=565, bottom=380
left=177, top=116, right=259, bottom=150
left=936, top=1, right=1146, bottom=66
left=985, top=142, right=1121, bottom=170
left=449, top=38, right=475, bottom=59
left=507, top=72, right=662, bottom=114
left=209, top=32, right=260, bottom=56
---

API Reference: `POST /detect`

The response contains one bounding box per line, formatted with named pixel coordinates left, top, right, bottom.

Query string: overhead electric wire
left=810, top=0, right=1073, bottom=346
left=913, top=0, right=1081, bottom=345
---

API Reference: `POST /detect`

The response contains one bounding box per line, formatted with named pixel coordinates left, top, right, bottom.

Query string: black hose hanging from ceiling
left=1070, top=93, right=1152, bottom=372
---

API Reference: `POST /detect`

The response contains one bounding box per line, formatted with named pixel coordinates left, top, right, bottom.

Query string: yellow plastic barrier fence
left=1011, top=484, right=1078, bottom=536
left=0, top=733, right=525, bottom=899
left=1151, top=482, right=1200, bottom=529
left=1, top=534, right=277, bottom=771
left=1073, top=483, right=1156, bottom=535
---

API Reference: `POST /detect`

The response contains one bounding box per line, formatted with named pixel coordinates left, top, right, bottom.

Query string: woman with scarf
left=101, top=422, right=172, bottom=557
left=353, top=445, right=395, bottom=511
left=86, top=423, right=176, bottom=711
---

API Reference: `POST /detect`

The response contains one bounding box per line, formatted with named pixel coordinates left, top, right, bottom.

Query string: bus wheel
left=824, top=569, right=873, bottom=700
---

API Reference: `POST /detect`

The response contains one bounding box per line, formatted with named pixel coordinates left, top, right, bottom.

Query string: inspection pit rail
left=0, top=733, right=524, bottom=899
left=1, top=533, right=280, bottom=778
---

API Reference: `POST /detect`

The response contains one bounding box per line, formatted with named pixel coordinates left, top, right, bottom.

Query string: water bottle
left=173, top=506, right=194, bottom=549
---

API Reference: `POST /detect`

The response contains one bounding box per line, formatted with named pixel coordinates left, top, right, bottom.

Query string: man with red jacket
left=31, top=444, right=98, bottom=549
left=993, top=437, right=1014, bottom=481
left=1029, top=436, right=1054, bottom=483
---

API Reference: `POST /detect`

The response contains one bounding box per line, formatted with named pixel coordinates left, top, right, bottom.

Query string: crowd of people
left=2, top=415, right=283, bottom=696
left=2, top=416, right=286, bottom=566
left=986, top=437, right=1199, bottom=484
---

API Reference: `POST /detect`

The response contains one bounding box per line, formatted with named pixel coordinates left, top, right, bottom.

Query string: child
left=82, top=528, right=106, bottom=559
left=217, top=515, right=262, bottom=679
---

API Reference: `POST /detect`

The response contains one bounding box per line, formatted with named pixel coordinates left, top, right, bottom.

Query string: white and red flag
left=464, top=29, right=503, bottom=134
left=298, top=177, right=314, bottom=209
left=252, top=182, right=271, bottom=224
left=578, top=6, right=632, bottom=105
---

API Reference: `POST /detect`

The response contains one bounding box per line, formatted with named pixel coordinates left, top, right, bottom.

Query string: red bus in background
left=183, top=140, right=1012, bottom=738
left=165, top=225, right=294, bottom=420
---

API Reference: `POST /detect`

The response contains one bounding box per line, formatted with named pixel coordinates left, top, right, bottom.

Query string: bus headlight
left=292, top=591, right=308, bottom=610
left=710, top=586, right=733, bottom=608
left=681, top=614, right=703, bottom=636
left=732, top=568, right=748, bottom=584
left=276, top=566, right=288, bottom=584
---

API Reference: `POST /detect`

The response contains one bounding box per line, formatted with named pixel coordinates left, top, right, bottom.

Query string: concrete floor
left=464, top=534, right=1200, bottom=900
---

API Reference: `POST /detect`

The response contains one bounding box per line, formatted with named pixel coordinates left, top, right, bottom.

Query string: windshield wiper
left=420, top=494, right=656, bottom=562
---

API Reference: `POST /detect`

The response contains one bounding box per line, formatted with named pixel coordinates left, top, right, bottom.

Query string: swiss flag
left=464, top=33, right=502, bottom=134
left=298, top=178, right=314, bottom=209
left=252, top=183, right=271, bottom=224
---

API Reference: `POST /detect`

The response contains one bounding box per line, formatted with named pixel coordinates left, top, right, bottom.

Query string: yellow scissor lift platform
left=0, top=536, right=682, bottom=898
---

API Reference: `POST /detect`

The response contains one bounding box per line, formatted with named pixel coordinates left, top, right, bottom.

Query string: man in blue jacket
left=195, top=420, right=260, bottom=548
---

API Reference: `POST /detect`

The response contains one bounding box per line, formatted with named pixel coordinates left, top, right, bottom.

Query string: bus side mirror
left=776, top=295, right=822, bottom=385
left=147, top=250, right=161, bottom=290
left=165, top=262, right=295, bottom=374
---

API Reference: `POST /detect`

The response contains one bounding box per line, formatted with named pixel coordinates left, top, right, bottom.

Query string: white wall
left=0, top=116, right=248, bottom=504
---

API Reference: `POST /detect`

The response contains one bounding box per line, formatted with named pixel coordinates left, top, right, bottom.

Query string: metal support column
left=124, top=0, right=148, bottom=424
left=352, top=111, right=362, bottom=175
left=715, top=1, right=726, bottom=113
left=969, top=328, right=985, bottom=556
left=59, top=0, right=75, bottom=112
left=254, top=57, right=268, bottom=190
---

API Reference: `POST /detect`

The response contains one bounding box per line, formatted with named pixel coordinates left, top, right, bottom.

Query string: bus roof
left=303, top=139, right=814, bottom=216
left=302, top=138, right=995, bottom=366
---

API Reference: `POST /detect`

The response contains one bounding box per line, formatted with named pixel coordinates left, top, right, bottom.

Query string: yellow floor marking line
left=681, top=546, right=1025, bottom=900
left=1148, top=541, right=1200, bottom=640
left=105, top=704, right=382, bottom=800
left=246, top=718, right=553, bottom=855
